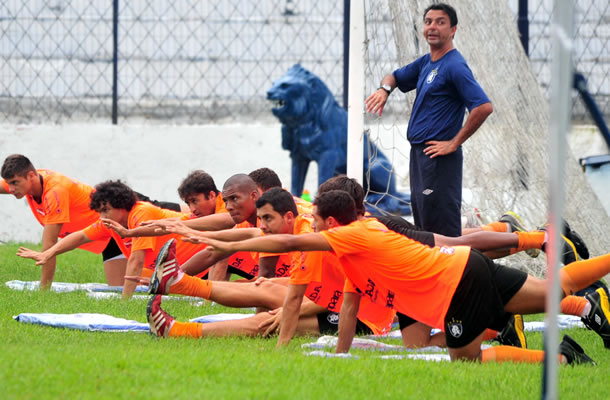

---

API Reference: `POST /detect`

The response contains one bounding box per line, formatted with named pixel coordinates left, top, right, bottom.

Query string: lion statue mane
left=267, top=64, right=410, bottom=215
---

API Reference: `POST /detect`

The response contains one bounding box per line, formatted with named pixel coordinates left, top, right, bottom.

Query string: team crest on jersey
left=447, top=318, right=463, bottom=338
left=426, top=69, right=438, bottom=84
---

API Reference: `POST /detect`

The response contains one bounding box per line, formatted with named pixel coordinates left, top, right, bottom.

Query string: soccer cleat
left=147, top=294, right=175, bottom=338
left=148, top=238, right=182, bottom=295
left=499, top=212, right=539, bottom=258
left=581, top=288, right=610, bottom=349
left=562, top=220, right=590, bottom=260
left=559, top=334, right=596, bottom=365
left=497, top=314, right=527, bottom=348
left=539, top=224, right=579, bottom=265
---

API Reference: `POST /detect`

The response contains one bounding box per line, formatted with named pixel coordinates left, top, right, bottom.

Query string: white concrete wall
left=0, top=123, right=318, bottom=243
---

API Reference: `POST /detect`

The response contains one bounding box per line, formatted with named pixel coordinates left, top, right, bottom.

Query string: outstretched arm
left=336, top=291, right=361, bottom=353
left=198, top=232, right=332, bottom=254
left=180, top=213, right=235, bottom=231
left=17, top=229, right=93, bottom=268
left=183, top=227, right=262, bottom=243
left=101, top=218, right=171, bottom=238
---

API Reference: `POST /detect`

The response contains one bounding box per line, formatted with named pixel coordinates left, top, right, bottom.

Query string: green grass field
left=1, top=242, right=608, bottom=400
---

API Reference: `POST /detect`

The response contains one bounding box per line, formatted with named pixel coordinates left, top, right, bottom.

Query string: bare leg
left=434, top=231, right=518, bottom=253
left=401, top=322, right=446, bottom=348
left=504, top=275, right=547, bottom=314
left=198, top=312, right=320, bottom=337
left=448, top=330, right=487, bottom=361
left=207, top=258, right=230, bottom=281
left=103, top=257, right=127, bottom=286
left=208, top=279, right=291, bottom=310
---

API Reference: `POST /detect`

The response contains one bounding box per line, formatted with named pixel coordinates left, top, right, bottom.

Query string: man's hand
left=364, top=89, right=389, bottom=117
left=253, top=276, right=270, bottom=286
left=259, top=308, right=283, bottom=337
left=188, top=235, right=233, bottom=253
left=124, top=276, right=150, bottom=286
left=16, top=247, right=50, bottom=265
left=100, top=218, right=130, bottom=238
left=140, top=218, right=181, bottom=233
left=423, top=139, right=458, bottom=158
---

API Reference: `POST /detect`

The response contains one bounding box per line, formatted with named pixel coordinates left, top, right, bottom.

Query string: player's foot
left=149, top=238, right=183, bottom=295
left=559, top=334, right=596, bottom=365
left=147, top=294, right=174, bottom=338
left=539, top=224, right=578, bottom=265
left=499, top=212, right=539, bottom=258
left=581, top=288, right=610, bottom=349
left=497, top=314, right=527, bottom=348
left=562, top=220, right=590, bottom=260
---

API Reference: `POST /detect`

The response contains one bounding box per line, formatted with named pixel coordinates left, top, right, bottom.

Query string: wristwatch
left=378, top=84, right=392, bottom=95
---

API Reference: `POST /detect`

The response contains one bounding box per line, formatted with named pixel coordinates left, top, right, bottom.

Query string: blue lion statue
left=267, top=64, right=411, bottom=215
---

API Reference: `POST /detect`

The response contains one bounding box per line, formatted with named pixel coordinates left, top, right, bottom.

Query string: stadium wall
left=0, top=123, right=318, bottom=243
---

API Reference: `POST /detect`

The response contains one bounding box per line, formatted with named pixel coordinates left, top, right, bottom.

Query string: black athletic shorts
left=443, top=249, right=527, bottom=348
left=316, top=311, right=373, bottom=336
left=227, top=266, right=255, bottom=280
left=101, top=238, right=123, bottom=261
left=374, top=215, right=435, bottom=247
left=134, top=191, right=181, bottom=212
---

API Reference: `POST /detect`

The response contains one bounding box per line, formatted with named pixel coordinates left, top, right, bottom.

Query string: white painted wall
left=0, top=123, right=318, bottom=243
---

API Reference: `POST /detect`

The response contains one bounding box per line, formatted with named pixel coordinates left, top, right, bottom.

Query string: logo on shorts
left=426, top=69, right=438, bottom=84
left=327, top=313, right=339, bottom=325
left=439, top=246, right=455, bottom=255
left=447, top=318, right=463, bottom=338
left=422, top=189, right=434, bottom=196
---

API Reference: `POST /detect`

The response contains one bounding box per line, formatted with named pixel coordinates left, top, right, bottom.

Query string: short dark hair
left=223, top=174, right=258, bottom=193
left=424, top=3, right=458, bottom=27
left=177, top=170, right=218, bottom=200
left=1, top=154, right=36, bottom=179
left=90, top=180, right=138, bottom=212
left=318, top=175, right=366, bottom=216
left=255, top=187, right=298, bottom=217
left=248, top=168, right=282, bottom=192
left=313, top=190, right=357, bottom=225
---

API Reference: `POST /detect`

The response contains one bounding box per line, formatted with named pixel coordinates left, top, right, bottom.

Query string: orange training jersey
left=291, top=250, right=394, bottom=335
left=259, top=214, right=313, bottom=277
left=2, top=169, right=108, bottom=253
left=228, top=219, right=260, bottom=277
left=84, top=202, right=206, bottom=272
left=214, top=193, right=228, bottom=214
left=320, top=218, right=470, bottom=330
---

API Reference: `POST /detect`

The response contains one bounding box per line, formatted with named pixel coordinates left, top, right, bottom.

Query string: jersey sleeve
left=393, top=57, right=424, bottom=93
left=319, top=224, right=367, bottom=259
left=41, top=185, right=72, bottom=225
left=83, top=220, right=112, bottom=242
left=449, top=60, right=490, bottom=111
left=130, top=205, right=164, bottom=252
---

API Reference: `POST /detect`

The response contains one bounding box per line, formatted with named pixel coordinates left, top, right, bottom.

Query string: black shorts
left=374, top=215, right=435, bottom=247
left=101, top=238, right=123, bottom=261
left=444, top=249, right=527, bottom=348
left=227, top=266, right=255, bottom=280
left=316, top=311, right=373, bottom=336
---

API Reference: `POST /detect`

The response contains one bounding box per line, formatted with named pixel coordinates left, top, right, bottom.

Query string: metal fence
left=1, top=0, right=608, bottom=124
